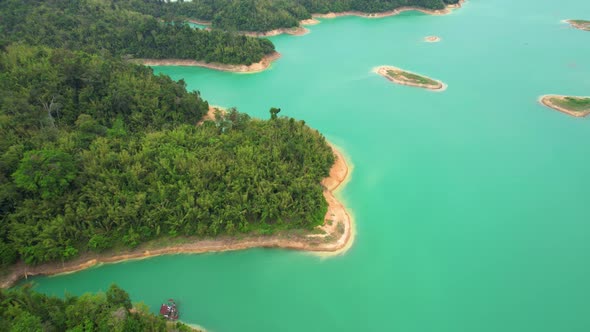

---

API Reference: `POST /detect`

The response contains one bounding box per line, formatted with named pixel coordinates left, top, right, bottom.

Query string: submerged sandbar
left=540, top=95, right=590, bottom=117
left=374, top=66, right=446, bottom=91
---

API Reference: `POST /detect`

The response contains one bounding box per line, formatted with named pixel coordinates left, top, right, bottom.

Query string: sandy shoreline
left=539, top=95, right=590, bottom=118
left=133, top=52, right=281, bottom=73
left=0, top=120, right=353, bottom=288
left=241, top=26, right=309, bottom=37
left=374, top=65, right=447, bottom=91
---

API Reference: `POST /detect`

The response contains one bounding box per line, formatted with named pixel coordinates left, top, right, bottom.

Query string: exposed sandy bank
left=133, top=52, right=281, bottom=73
left=241, top=27, right=309, bottom=37
left=240, top=16, right=321, bottom=36
left=374, top=66, right=447, bottom=91
left=300, top=18, right=321, bottom=26
left=1, top=131, right=353, bottom=288
left=424, top=36, right=441, bottom=42
left=539, top=95, right=590, bottom=117
left=313, top=0, right=464, bottom=19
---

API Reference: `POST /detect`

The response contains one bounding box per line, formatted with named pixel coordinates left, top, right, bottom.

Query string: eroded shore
left=133, top=52, right=281, bottom=73
left=374, top=65, right=447, bottom=91
left=0, top=113, right=353, bottom=288
left=539, top=95, right=590, bottom=117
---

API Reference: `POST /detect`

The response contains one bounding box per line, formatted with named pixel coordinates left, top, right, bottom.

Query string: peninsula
left=133, top=52, right=281, bottom=73
left=375, top=66, right=447, bottom=91
left=566, top=19, right=590, bottom=31
left=0, top=46, right=353, bottom=289
left=540, top=95, right=590, bottom=117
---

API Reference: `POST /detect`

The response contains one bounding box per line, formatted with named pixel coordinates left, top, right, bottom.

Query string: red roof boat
left=159, top=299, right=179, bottom=320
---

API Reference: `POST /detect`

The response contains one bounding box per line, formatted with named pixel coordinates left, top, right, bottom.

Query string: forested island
left=375, top=66, right=446, bottom=91
left=120, top=0, right=463, bottom=34
left=0, top=284, right=200, bottom=331
left=566, top=20, right=590, bottom=31
left=0, top=0, right=276, bottom=67
left=540, top=95, right=590, bottom=117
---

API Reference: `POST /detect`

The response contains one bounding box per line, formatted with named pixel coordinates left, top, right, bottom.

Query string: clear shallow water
left=30, top=1, right=590, bottom=331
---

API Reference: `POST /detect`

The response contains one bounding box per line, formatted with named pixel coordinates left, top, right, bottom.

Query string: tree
left=106, top=284, right=132, bottom=310
left=12, top=149, right=77, bottom=199
left=269, top=107, right=281, bottom=120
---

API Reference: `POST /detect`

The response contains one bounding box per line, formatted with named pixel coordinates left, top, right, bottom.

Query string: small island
left=566, top=19, right=590, bottom=31
left=540, top=95, right=590, bottom=117
left=374, top=66, right=447, bottom=91
left=424, top=36, right=441, bottom=42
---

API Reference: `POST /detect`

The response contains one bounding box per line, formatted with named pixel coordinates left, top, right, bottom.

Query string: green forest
left=126, top=0, right=461, bottom=32
left=0, top=284, right=198, bottom=331
left=0, top=0, right=275, bottom=65
left=0, top=45, right=334, bottom=268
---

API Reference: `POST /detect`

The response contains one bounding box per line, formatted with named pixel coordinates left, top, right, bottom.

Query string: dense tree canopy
left=127, top=0, right=461, bottom=32
left=0, top=0, right=275, bottom=65
left=0, top=45, right=334, bottom=268
left=0, top=284, right=197, bottom=331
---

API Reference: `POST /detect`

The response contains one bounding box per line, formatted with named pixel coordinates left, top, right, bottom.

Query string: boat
left=159, top=299, right=179, bottom=320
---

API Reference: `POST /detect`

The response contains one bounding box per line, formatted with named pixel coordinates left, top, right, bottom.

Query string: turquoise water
left=30, top=1, right=590, bottom=331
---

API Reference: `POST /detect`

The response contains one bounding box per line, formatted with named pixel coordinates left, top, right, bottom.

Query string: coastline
left=132, top=52, right=281, bottom=73
left=374, top=65, right=447, bottom=91
left=182, top=1, right=464, bottom=38
left=0, top=130, right=353, bottom=289
left=539, top=95, right=590, bottom=118
left=312, top=0, right=465, bottom=19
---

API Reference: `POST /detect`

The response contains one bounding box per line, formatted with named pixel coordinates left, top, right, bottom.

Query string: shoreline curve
left=0, top=117, right=353, bottom=288
left=539, top=95, right=590, bottom=118
left=374, top=65, right=447, bottom=91
left=132, top=52, right=281, bottom=73
left=183, top=1, right=464, bottom=38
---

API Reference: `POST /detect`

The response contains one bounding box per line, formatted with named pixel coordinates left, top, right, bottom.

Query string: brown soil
left=132, top=52, right=281, bottom=73
left=374, top=66, right=447, bottom=91
left=539, top=95, right=590, bottom=118
left=197, top=105, right=227, bottom=125
left=1, top=133, right=353, bottom=288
